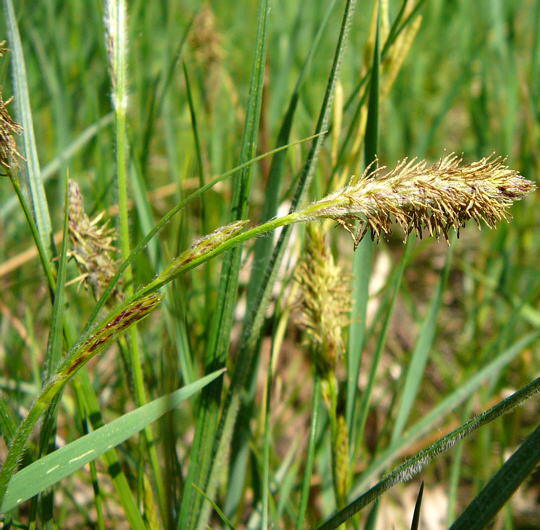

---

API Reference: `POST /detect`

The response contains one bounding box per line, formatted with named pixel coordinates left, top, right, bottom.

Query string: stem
left=9, top=174, right=56, bottom=295
left=296, top=374, right=322, bottom=529
left=261, top=335, right=275, bottom=528
left=317, top=377, right=540, bottom=529
left=107, top=0, right=166, bottom=517
left=138, top=212, right=299, bottom=298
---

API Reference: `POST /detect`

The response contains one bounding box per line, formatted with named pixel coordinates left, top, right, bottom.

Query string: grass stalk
left=195, top=1, right=359, bottom=523
left=3, top=0, right=52, bottom=253
left=295, top=374, right=322, bottom=529
left=318, top=376, right=540, bottom=529
left=177, top=1, right=271, bottom=525
left=104, top=1, right=166, bottom=519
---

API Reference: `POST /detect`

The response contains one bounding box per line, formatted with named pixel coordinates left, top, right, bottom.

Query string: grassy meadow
left=0, top=0, right=539, bottom=528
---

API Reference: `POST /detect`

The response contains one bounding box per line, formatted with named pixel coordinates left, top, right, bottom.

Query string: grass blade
left=73, top=372, right=147, bottom=530
left=2, top=0, right=52, bottom=252
left=0, top=369, right=225, bottom=513
left=227, top=2, right=338, bottom=514
left=8, top=176, right=55, bottom=293
left=295, top=374, right=322, bottom=529
left=355, top=239, right=413, bottom=451
left=246, top=0, right=337, bottom=304
left=177, top=1, right=271, bottom=527
left=0, top=399, right=17, bottom=446
left=391, top=244, right=453, bottom=442
left=410, top=481, right=424, bottom=530
left=345, top=236, right=372, bottom=434
left=203, top=1, right=359, bottom=523
left=364, top=5, right=380, bottom=169
left=448, top=424, right=540, bottom=530
left=317, top=376, right=540, bottom=529
left=35, top=176, right=71, bottom=523
left=347, top=3, right=380, bottom=453
left=43, top=178, right=70, bottom=378
left=193, top=484, right=235, bottom=530
left=261, top=333, right=277, bottom=528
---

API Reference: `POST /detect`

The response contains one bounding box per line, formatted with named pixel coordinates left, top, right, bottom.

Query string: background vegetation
left=0, top=0, right=538, bottom=528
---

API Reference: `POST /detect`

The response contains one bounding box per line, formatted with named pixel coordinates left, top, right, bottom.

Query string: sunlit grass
left=0, top=0, right=538, bottom=528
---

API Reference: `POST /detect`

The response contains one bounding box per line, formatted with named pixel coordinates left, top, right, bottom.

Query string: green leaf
left=355, top=239, right=413, bottom=449
left=204, top=0, right=359, bottom=523
left=227, top=1, right=338, bottom=515
left=317, top=376, right=540, bottom=529
left=177, top=1, right=271, bottom=527
left=35, top=175, right=71, bottom=521
left=345, top=236, right=373, bottom=438
left=3, top=0, right=52, bottom=251
left=349, top=9, right=380, bottom=455
left=295, top=374, right=322, bottom=529
left=391, top=244, right=453, bottom=442
left=449, top=424, right=540, bottom=530
left=193, top=484, right=235, bottom=530
left=410, top=482, right=424, bottom=530
left=43, top=177, right=70, bottom=379
left=0, top=399, right=17, bottom=445
left=245, top=0, right=337, bottom=306
left=0, top=369, right=225, bottom=513
left=364, top=5, right=380, bottom=169
left=352, top=331, right=540, bottom=495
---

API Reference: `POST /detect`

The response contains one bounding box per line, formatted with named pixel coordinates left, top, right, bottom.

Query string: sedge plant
left=0, top=1, right=538, bottom=529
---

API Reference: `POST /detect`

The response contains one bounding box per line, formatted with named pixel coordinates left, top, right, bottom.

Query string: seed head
left=154, top=220, right=250, bottom=286
left=299, top=154, right=535, bottom=247
left=68, top=180, right=121, bottom=299
left=296, top=225, right=351, bottom=374
left=190, top=4, right=223, bottom=68
left=189, top=4, right=224, bottom=111
left=0, top=42, right=23, bottom=173
left=59, top=292, right=161, bottom=381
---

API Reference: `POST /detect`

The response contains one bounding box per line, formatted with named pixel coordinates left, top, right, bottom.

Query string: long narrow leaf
left=35, top=176, right=71, bottom=522
left=449, top=424, right=540, bottom=529
left=246, top=0, right=337, bottom=306
left=0, top=369, right=225, bottom=513
left=177, top=1, right=271, bottom=527
left=295, top=374, right=322, bottom=529
left=391, top=244, right=453, bottom=442
left=348, top=9, right=380, bottom=455
left=318, top=376, right=540, bottom=529
left=351, top=331, right=540, bottom=495
left=203, top=1, right=359, bottom=524
left=3, top=0, right=52, bottom=251
left=355, top=239, right=413, bottom=449
left=228, top=2, right=338, bottom=514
